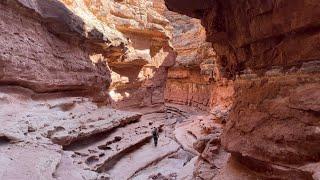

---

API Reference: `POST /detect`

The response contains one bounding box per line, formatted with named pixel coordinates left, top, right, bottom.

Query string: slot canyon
left=0, top=0, right=319, bottom=179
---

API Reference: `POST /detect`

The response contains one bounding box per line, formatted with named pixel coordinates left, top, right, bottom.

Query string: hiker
left=152, top=127, right=159, bottom=147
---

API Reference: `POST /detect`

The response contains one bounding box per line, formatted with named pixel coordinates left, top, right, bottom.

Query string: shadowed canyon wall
left=165, top=0, right=320, bottom=179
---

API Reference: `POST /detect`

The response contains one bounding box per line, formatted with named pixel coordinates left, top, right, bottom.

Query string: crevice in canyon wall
left=154, top=0, right=234, bottom=119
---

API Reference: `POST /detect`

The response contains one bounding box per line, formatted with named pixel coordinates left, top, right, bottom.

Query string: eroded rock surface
left=0, top=1, right=115, bottom=94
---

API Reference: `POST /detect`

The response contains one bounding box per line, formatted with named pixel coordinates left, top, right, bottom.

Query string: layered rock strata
left=165, top=0, right=320, bottom=178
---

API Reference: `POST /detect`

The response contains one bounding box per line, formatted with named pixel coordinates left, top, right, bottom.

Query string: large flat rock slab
left=54, top=151, right=109, bottom=180
left=67, top=114, right=165, bottom=172
left=132, top=150, right=196, bottom=180
left=0, top=143, right=61, bottom=180
left=46, top=110, right=142, bottom=146
left=107, top=136, right=180, bottom=180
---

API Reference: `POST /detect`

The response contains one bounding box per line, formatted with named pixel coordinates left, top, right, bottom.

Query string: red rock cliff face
left=165, top=0, right=320, bottom=178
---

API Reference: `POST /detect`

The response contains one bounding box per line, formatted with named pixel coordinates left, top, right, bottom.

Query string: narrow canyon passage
left=0, top=0, right=319, bottom=180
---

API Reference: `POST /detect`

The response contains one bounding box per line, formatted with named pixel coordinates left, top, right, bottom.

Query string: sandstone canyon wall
left=153, top=0, right=234, bottom=120
left=165, top=0, right=320, bottom=179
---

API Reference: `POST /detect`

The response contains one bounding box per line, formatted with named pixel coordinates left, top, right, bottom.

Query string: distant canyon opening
left=0, top=0, right=319, bottom=180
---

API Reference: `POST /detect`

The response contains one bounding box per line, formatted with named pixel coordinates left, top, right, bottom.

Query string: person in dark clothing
left=152, top=127, right=159, bottom=147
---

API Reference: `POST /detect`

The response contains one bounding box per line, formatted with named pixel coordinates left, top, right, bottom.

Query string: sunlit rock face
left=0, top=0, right=175, bottom=106
left=165, top=68, right=234, bottom=117
left=165, top=0, right=320, bottom=178
left=61, top=0, right=176, bottom=108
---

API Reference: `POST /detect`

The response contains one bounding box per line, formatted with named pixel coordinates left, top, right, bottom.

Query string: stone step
left=165, top=103, right=209, bottom=118
left=140, top=113, right=167, bottom=121
left=165, top=106, right=189, bottom=119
